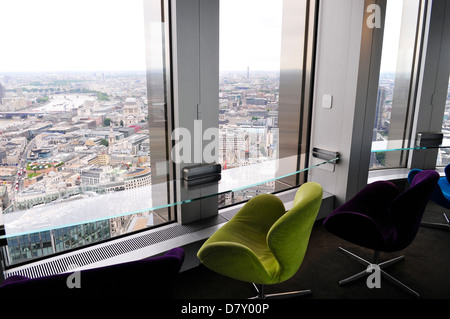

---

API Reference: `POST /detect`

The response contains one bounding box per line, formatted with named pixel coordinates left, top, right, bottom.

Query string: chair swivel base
left=421, top=213, right=450, bottom=231
left=337, top=247, right=419, bottom=298
left=249, top=283, right=312, bottom=299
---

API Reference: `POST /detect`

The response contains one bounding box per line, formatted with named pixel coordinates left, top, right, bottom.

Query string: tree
left=103, top=118, right=111, bottom=126
left=100, top=139, right=109, bottom=147
left=97, top=92, right=109, bottom=101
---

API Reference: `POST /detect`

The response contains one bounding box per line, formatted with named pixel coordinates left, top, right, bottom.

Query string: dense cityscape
left=0, top=70, right=281, bottom=211
left=0, top=70, right=281, bottom=265
left=0, top=69, right=448, bottom=265
left=371, top=73, right=450, bottom=168
left=0, top=71, right=154, bottom=264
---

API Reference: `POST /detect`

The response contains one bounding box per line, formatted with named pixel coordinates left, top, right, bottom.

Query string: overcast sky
left=0, top=0, right=146, bottom=72
left=220, top=0, right=283, bottom=72
left=0, top=0, right=400, bottom=73
left=380, top=0, right=403, bottom=73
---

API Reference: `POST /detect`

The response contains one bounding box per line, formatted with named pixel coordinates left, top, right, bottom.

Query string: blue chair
left=407, top=164, right=450, bottom=231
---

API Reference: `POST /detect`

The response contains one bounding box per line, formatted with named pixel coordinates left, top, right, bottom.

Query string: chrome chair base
left=249, top=283, right=312, bottom=299
left=337, top=247, right=419, bottom=298
left=421, top=213, right=450, bottom=231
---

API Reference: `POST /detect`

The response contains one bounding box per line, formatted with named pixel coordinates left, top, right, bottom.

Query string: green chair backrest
left=267, top=182, right=323, bottom=282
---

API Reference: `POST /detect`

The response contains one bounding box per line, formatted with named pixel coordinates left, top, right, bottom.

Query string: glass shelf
left=0, top=155, right=338, bottom=240
left=371, top=146, right=450, bottom=153
left=2, top=143, right=446, bottom=240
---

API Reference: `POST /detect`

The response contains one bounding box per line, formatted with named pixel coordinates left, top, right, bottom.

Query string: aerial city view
left=371, top=73, right=450, bottom=168
left=0, top=71, right=150, bottom=210
left=0, top=69, right=283, bottom=209
left=0, top=69, right=282, bottom=265
left=3, top=67, right=443, bottom=265
left=0, top=0, right=287, bottom=266
left=2, top=70, right=425, bottom=218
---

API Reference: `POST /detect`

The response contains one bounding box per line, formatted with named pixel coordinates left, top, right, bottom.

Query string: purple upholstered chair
left=0, top=247, right=185, bottom=299
left=323, top=170, right=439, bottom=297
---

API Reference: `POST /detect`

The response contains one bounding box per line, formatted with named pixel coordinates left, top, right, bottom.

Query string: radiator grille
left=5, top=215, right=226, bottom=279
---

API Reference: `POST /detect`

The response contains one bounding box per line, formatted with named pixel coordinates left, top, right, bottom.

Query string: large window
left=0, top=0, right=174, bottom=266
left=218, top=0, right=283, bottom=206
left=0, top=0, right=316, bottom=267
left=437, top=76, right=450, bottom=166
left=370, top=0, right=423, bottom=169
left=218, top=0, right=314, bottom=206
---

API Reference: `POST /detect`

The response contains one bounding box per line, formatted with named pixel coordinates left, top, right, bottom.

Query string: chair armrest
left=334, top=181, right=399, bottom=220
left=197, top=241, right=271, bottom=284
left=323, top=211, right=389, bottom=250
left=164, top=247, right=185, bottom=261
left=323, top=181, right=399, bottom=250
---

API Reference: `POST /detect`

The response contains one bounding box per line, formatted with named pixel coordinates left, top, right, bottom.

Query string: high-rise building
left=374, top=86, right=386, bottom=133
left=0, top=83, right=5, bottom=105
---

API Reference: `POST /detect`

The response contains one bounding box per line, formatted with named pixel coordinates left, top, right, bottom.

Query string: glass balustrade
left=2, top=143, right=446, bottom=266
left=0, top=154, right=339, bottom=243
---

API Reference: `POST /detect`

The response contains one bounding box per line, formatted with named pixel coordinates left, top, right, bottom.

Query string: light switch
left=322, top=94, right=333, bottom=109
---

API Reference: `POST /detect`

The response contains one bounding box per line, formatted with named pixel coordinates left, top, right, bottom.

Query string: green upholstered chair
left=197, top=182, right=323, bottom=299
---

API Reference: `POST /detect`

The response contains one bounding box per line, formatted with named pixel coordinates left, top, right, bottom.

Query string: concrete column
left=171, top=0, right=220, bottom=224
left=308, top=0, right=386, bottom=206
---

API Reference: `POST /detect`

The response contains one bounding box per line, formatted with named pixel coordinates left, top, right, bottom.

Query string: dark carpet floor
left=172, top=201, right=450, bottom=300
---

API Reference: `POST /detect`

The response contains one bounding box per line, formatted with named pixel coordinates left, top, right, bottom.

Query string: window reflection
left=437, top=76, right=450, bottom=166
left=370, top=0, right=422, bottom=169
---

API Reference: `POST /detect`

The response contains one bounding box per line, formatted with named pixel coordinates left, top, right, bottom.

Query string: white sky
left=380, top=0, right=403, bottom=73
left=219, top=0, right=403, bottom=73
left=0, top=0, right=401, bottom=73
left=0, top=0, right=146, bottom=72
left=220, top=0, right=283, bottom=72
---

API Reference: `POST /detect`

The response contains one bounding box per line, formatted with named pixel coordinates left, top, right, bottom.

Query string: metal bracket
left=415, top=132, right=443, bottom=148
left=312, top=148, right=340, bottom=163
left=182, top=163, right=221, bottom=188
